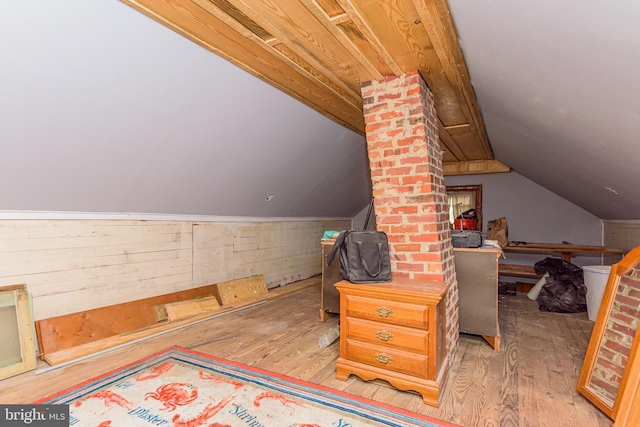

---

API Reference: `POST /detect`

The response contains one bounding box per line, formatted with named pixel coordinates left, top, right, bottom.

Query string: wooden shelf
left=498, top=263, right=542, bottom=279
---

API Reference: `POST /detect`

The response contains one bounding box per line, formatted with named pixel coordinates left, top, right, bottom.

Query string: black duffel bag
left=325, top=199, right=392, bottom=283
left=326, top=230, right=392, bottom=283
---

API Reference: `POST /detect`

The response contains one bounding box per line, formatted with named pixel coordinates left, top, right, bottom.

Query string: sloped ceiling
left=120, top=0, right=508, bottom=175
left=445, top=0, right=640, bottom=220
left=117, top=0, right=640, bottom=220
left=2, top=1, right=639, bottom=220
left=0, top=1, right=371, bottom=218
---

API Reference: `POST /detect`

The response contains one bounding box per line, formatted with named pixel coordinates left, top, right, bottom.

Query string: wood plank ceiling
left=121, top=0, right=510, bottom=175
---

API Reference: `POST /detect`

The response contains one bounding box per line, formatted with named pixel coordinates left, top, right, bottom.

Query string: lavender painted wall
left=0, top=1, right=371, bottom=218
left=446, top=171, right=607, bottom=269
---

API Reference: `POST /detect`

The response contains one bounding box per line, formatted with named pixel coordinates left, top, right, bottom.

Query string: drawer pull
left=375, top=353, right=393, bottom=364
left=376, top=306, right=393, bottom=317
left=376, top=330, right=393, bottom=341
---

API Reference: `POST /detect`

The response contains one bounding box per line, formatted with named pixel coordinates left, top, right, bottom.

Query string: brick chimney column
left=361, top=70, right=459, bottom=357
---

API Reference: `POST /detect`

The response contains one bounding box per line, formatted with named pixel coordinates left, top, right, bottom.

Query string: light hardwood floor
left=0, top=282, right=612, bottom=426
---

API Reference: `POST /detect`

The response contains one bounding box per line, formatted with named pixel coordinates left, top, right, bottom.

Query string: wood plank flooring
left=0, top=282, right=612, bottom=426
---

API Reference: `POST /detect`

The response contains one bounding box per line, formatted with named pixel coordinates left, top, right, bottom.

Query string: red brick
left=363, top=103, right=389, bottom=116
left=399, top=156, right=429, bottom=165
left=393, top=243, right=422, bottom=252
left=376, top=225, right=391, bottom=234
left=391, top=224, right=419, bottom=233
left=401, top=175, right=432, bottom=185
left=603, top=339, right=631, bottom=356
left=408, top=233, right=437, bottom=243
left=395, top=185, right=415, bottom=194
left=375, top=196, right=400, bottom=205
left=385, top=166, right=413, bottom=176
left=393, top=96, right=422, bottom=107
left=618, top=304, right=640, bottom=318
left=386, top=234, right=406, bottom=243
left=612, top=311, right=636, bottom=325
left=392, top=271, right=411, bottom=279
left=365, top=121, right=390, bottom=133
left=385, top=128, right=404, bottom=138
left=396, top=262, right=425, bottom=272
left=418, top=183, right=436, bottom=193
left=380, top=92, right=404, bottom=101
left=416, top=164, right=434, bottom=173
left=411, top=253, right=443, bottom=262
left=379, top=110, right=404, bottom=120
left=407, top=86, right=421, bottom=96
left=616, top=294, right=640, bottom=308
left=407, top=214, right=438, bottom=223
left=367, top=140, right=394, bottom=150
left=384, top=147, right=411, bottom=157
left=611, top=321, right=636, bottom=338
left=409, top=105, right=426, bottom=116
left=377, top=215, right=403, bottom=224
left=420, top=223, right=440, bottom=233
left=397, top=136, right=424, bottom=147
left=391, top=253, right=408, bottom=261
left=390, top=206, right=418, bottom=215
left=368, top=150, right=381, bottom=159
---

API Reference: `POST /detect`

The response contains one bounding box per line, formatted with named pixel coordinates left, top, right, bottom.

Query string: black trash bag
left=534, top=257, right=587, bottom=313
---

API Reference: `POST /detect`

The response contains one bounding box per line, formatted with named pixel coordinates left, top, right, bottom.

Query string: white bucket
left=583, top=265, right=612, bottom=321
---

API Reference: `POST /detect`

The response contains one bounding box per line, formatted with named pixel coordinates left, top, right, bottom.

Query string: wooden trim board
left=215, top=275, right=269, bottom=305
left=36, top=284, right=223, bottom=357
left=164, top=296, right=221, bottom=321
left=36, top=275, right=268, bottom=358
left=42, top=277, right=320, bottom=366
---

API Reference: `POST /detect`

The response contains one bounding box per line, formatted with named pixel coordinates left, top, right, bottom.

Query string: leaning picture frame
left=577, top=246, right=640, bottom=420
left=0, top=284, right=37, bottom=380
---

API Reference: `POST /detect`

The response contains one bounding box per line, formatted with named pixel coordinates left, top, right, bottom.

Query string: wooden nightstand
left=335, top=278, right=451, bottom=407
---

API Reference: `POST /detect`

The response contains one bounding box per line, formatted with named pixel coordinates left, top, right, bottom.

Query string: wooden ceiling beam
left=298, top=0, right=391, bottom=81
left=344, top=0, right=470, bottom=127
left=443, top=160, right=511, bottom=176
left=196, top=0, right=362, bottom=105
left=120, top=0, right=497, bottom=163
left=335, top=0, right=404, bottom=76
left=438, top=120, right=468, bottom=161
left=227, top=0, right=381, bottom=85
left=411, top=0, right=493, bottom=159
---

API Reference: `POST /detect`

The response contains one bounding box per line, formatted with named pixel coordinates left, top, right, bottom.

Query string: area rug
left=36, top=346, right=457, bottom=427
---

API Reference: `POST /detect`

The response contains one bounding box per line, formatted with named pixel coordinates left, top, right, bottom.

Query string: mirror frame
left=0, top=284, right=37, bottom=380
left=577, top=246, right=640, bottom=419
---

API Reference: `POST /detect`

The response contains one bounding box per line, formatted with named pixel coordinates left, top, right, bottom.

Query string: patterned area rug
left=36, top=346, right=457, bottom=427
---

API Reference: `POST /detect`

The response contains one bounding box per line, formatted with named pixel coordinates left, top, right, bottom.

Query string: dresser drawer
left=345, top=339, right=429, bottom=378
left=345, top=316, right=429, bottom=353
left=344, top=295, right=429, bottom=329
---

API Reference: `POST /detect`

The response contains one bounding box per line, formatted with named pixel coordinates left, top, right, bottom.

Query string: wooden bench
left=498, top=263, right=543, bottom=279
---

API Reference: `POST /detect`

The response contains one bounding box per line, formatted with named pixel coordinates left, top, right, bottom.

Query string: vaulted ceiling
left=2, top=1, right=638, bottom=220
left=122, top=0, right=510, bottom=176
left=120, top=0, right=640, bottom=220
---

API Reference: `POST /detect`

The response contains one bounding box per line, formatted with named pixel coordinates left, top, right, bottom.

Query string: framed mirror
left=0, top=284, right=37, bottom=380
left=577, top=246, right=640, bottom=419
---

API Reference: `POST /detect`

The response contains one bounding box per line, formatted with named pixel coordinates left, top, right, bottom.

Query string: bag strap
left=325, top=230, right=347, bottom=267
left=363, top=198, right=374, bottom=231
left=356, top=240, right=383, bottom=277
